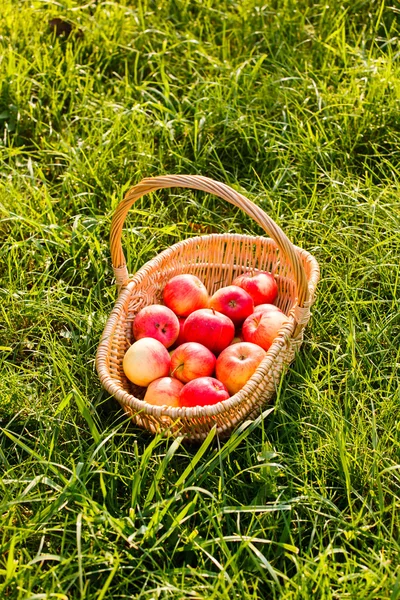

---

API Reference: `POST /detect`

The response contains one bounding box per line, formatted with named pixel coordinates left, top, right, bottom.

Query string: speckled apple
left=133, top=304, right=180, bottom=348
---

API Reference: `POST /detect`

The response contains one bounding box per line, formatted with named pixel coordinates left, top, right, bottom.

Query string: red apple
left=179, top=377, right=230, bottom=407
left=133, top=304, right=180, bottom=348
left=232, top=271, right=278, bottom=306
left=242, top=311, right=288, bottom=351
left=170, top=342, right=216, bottom=383
left=253, top=303, right=283, bottom=316
left=144, top=377, right=184, bottom=407
left=183, top=308, right=235, bottom=355
left=170, top=316, right=187, bottom=349
left=216, top=342, right=267, bottom=395
left=209, top=285, right=254, bottom=325
left=163, top=274, right=209, bottom=317
left=123, top=337, right=171, bottom=386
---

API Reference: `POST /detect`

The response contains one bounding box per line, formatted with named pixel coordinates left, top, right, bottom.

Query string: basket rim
left=115, top=231, right=318, bottom=292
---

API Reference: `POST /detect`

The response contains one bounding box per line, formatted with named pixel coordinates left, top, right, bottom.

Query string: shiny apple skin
left=209, top=285, right=254, bottom=325
left=179, top=377, right=230, bottom=407
left=122, top=337, right=171, bottom=387
left=144, top=377, right=184, bottom=407
left=163, top=274, right=209, bottom=317
left=183, top=308, right=235, bottom=355
left=170, top=342, right=216, bottom=383
left=216, top=342, right=267, bottom=395
left=242, top=311, right=288, bottom=351
left=232, top=272, right=278, bottom=306
left=133, top=304, right=180, bottom=348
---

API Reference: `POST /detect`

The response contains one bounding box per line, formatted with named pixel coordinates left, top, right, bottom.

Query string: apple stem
left=170, top=364, right=182, bottom=377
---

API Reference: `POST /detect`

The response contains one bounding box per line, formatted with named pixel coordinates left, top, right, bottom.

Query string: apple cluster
left=123, top=272, right=288, bottom=408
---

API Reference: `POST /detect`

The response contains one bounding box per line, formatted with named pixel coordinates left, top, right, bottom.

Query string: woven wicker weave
left=96, top=175, right=320, bottom=441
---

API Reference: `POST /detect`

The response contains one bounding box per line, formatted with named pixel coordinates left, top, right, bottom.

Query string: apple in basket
left=242, top=311, right=288, bottom=352
left=183, top=308, right=235, bottom=355
left=170, top=342, right=216, bottom=383
left=123, top=337, right=171, bottom=386
left=144, top=377, right=184, bottom=407
left=232, top=271, right=278, bottom=306
left=163, top=274, right=209, bottom=317
left=133, top=305, right=180, bottom=348
left=216, top=342, right=267, bottom=395
left=170, top=316, right=187, bottom=349
left=253, top=303, right=283, bottom=316
left=209, top=285, right=254, bottom=326
left=179, top=377, right=230, bottom=407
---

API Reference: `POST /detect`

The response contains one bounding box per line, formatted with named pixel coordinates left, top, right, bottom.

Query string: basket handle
left=110, top=174, right=309, bottom=307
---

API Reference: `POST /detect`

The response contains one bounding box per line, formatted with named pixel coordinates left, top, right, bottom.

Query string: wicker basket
left=96, top=175, right=320, bottom=441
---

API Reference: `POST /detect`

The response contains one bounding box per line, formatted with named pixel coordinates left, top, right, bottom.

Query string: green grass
left=1, top=0, right=400, bottom=597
